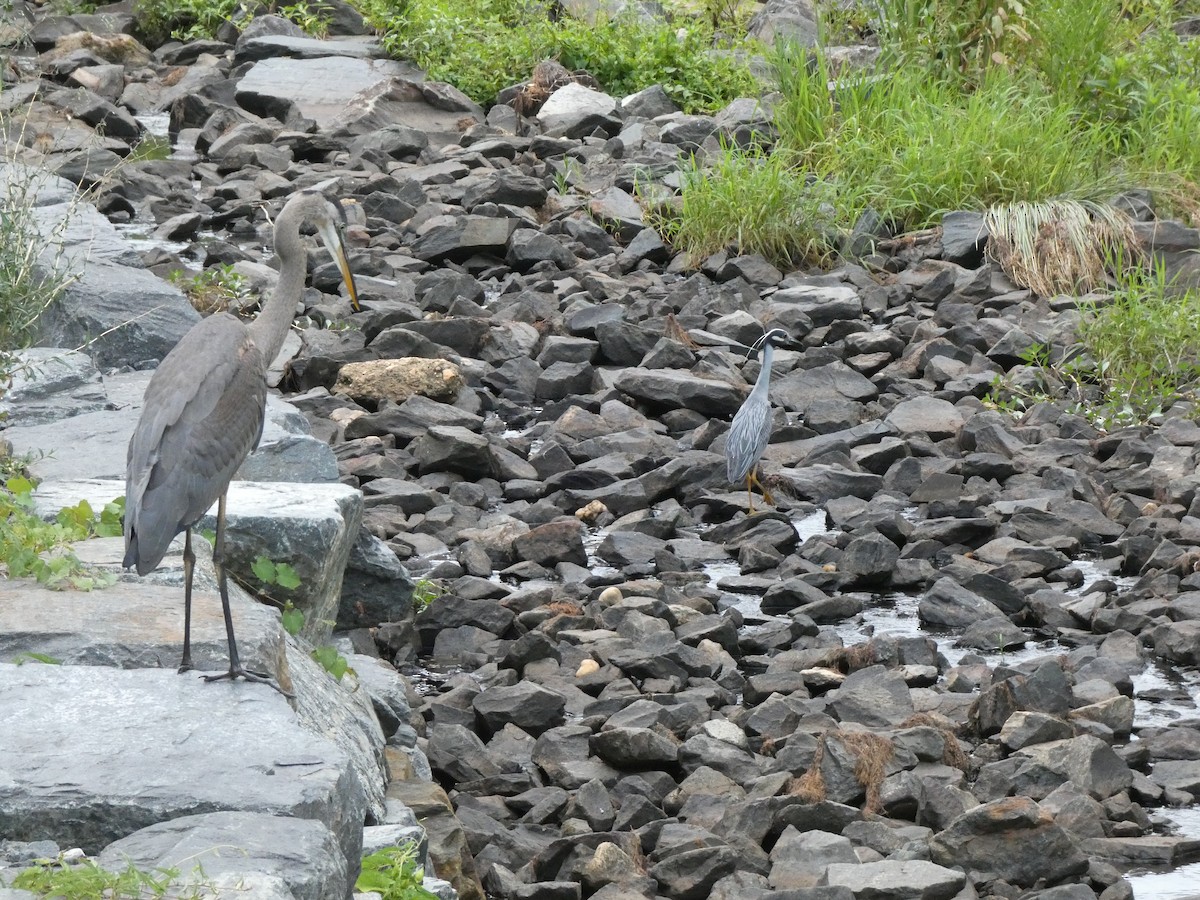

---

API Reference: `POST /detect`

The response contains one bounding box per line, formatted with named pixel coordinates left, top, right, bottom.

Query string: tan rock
left=386, top=779, right=485, bottom=900
left=333, top=358, right=463, bottom=404
left=49, top=32, right=153, bottom=66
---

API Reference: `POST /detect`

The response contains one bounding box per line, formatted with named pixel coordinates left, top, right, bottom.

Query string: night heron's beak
left=318, top=218, right=360, bottom=312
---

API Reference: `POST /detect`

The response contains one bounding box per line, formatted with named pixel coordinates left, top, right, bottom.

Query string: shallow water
left=699, top=514, right=1200, bottom=892
left=1128, top=806, right=1200, bottom=899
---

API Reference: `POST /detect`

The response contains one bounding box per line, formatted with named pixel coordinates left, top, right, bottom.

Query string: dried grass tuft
left=900, top=712, right=970, bottom=771
left=985, top=199, right=1139, bottom=296
left=789, top=728, right=896, bottom=814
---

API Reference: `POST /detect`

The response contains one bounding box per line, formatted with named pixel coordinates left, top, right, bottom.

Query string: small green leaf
left=251, top=555, right=277, bottom=583
left=274, top=563, right=301, bottom=590
left=311, top=645, right=349, bottom=682
left=6, top=475, right=33, bottom=497
left=281, top=603, right=305, bottom=636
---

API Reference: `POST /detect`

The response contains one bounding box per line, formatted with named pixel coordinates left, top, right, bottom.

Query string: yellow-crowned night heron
left=124, top=190, right=359, bottom=696
left=727, top=327, right=790, bottom=512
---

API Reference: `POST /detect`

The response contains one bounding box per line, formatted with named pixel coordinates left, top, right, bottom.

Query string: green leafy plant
left=133, top=0, right=333, bottom=41
left=252, top=554, right=301, bottom=590
left=250, top=559, right=353, bottom=682
left=0, top=477, right=122, bottom=590
left=412, top=578, right=443, bottom=612
left=168, top=264, right=253, bottom=317
left=873, top=0, right=1035, bottom=81
left=126, top=134, right=173, bottom=163
left=356, top=844, right=440, bottom=900
left=311, top=644, right=350, bottom=681
left=10, top=857, right=205, bottom=899
left=277, top=0, right=331, bottom=37
left=280, top=600, right=305, bottom=636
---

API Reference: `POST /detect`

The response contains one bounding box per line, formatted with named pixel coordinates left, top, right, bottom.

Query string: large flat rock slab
left=0, top=578, right=286, bottom=676
left=30, top=478, right=362, bottom=645
left=6, top=368, right=335, bottom=483
left=233, top=57, right=477, bottom=141
left=97, top=811, right=349, bottom=900
left=0, top=548, right=387, bottom=823
left=0, top=664, right=366, bottom=867
left=235, top=56, right=413, bottom=128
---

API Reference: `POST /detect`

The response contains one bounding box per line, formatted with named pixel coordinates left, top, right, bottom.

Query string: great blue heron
left=726, top=327, right=791, bottom=512
left=124, top=190, right=359, bottom=695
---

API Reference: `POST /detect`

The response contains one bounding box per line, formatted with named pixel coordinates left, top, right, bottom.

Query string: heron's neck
left=248, top=209, right=305, bottom=366
left=756, top=343, right=776, bottom=388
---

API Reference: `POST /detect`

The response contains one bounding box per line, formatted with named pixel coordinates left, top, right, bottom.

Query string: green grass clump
left=365, top=0, right=759, bottom=113
left=132, top=0, right=331, bottom=43
left=10, top=857, right=200, bottom=898
left=1074, top=261, right=1200, bottom=426
left=655, top=144, right=844, bottom=267
left=356, top=844, right=439, bottom=900
left=779, top=61, right=1119, bottom=227
left=0, top=165, right=78, bottom=380
left=661, top=0, right=1200, bottom=269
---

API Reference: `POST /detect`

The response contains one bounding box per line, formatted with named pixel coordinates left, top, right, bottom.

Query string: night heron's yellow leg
left=745, top=474, right=756, bottom=514
left=750, top=469, right=775, bottom=507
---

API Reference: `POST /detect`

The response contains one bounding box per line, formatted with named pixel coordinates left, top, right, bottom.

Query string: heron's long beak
left=318, top=219, right=360, bottom=312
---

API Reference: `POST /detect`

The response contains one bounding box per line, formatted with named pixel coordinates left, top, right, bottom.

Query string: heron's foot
left=762, top=487, right=775, bottom=507
left=177, top=662, right=193, bottom=674
left=202, top=667, right=294, bottom=699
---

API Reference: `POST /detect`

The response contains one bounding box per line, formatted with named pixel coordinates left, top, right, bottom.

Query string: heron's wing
left=726, top=396, right=773, bottom=483
left=124, top=314, right=268, bottom=573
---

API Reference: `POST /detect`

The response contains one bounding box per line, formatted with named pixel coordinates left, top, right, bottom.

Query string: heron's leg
left=745, top=474, right=756, bottom=514
left=201, top=492, right=294, bottom=699
left=179, top=529, right=195, bottom=673
left=750, top=469, right=775, bottom=508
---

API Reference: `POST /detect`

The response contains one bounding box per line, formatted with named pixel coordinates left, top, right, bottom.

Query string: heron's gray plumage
left=725, top=328, right=790, bottom=508
left=122, top=190, right=358, bottom=692
left=727, top=338, right=779, bottom=482
left=124, top=316, right=267, bottom=574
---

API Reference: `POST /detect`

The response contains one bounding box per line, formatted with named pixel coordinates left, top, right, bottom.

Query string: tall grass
left=1075, top=259, right=1200, bottom=423
left=660, top=145, right=846, bottom=267
left=365, top=0, right=758, bottom=113
left=0, top=164, right=79, bottom=375
left=664, top=0, right=1200, bottom=269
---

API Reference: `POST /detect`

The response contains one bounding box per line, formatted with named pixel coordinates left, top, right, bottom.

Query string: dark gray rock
left=513, top=520, right=588, bottom=567
left=473, top=682, right=567, bottom=737
left=591, top=727, right=680, bottom=768
left=338, top=529, right=416, bottom=630
left=411, top=215, right=519, bottom=263
left=827, top=665, right=916, bottom=727
left=822, top=860, right=965, bottom=900
left=928, top=797, right=1088, bottom=887
left=919, top=577, right=1009, bottom=628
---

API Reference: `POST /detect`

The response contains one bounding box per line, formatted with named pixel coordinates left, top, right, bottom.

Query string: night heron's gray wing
left=726, top=393, right=773, bottom=483
left=124, top=313, right=268, bottom=574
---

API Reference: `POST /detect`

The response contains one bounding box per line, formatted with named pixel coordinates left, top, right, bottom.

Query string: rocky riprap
left=3, top=2, right=1200, bottom=900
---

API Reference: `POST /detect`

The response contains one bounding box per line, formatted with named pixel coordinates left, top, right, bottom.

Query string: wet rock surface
left=3, top=3, right=1200, bottom=899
